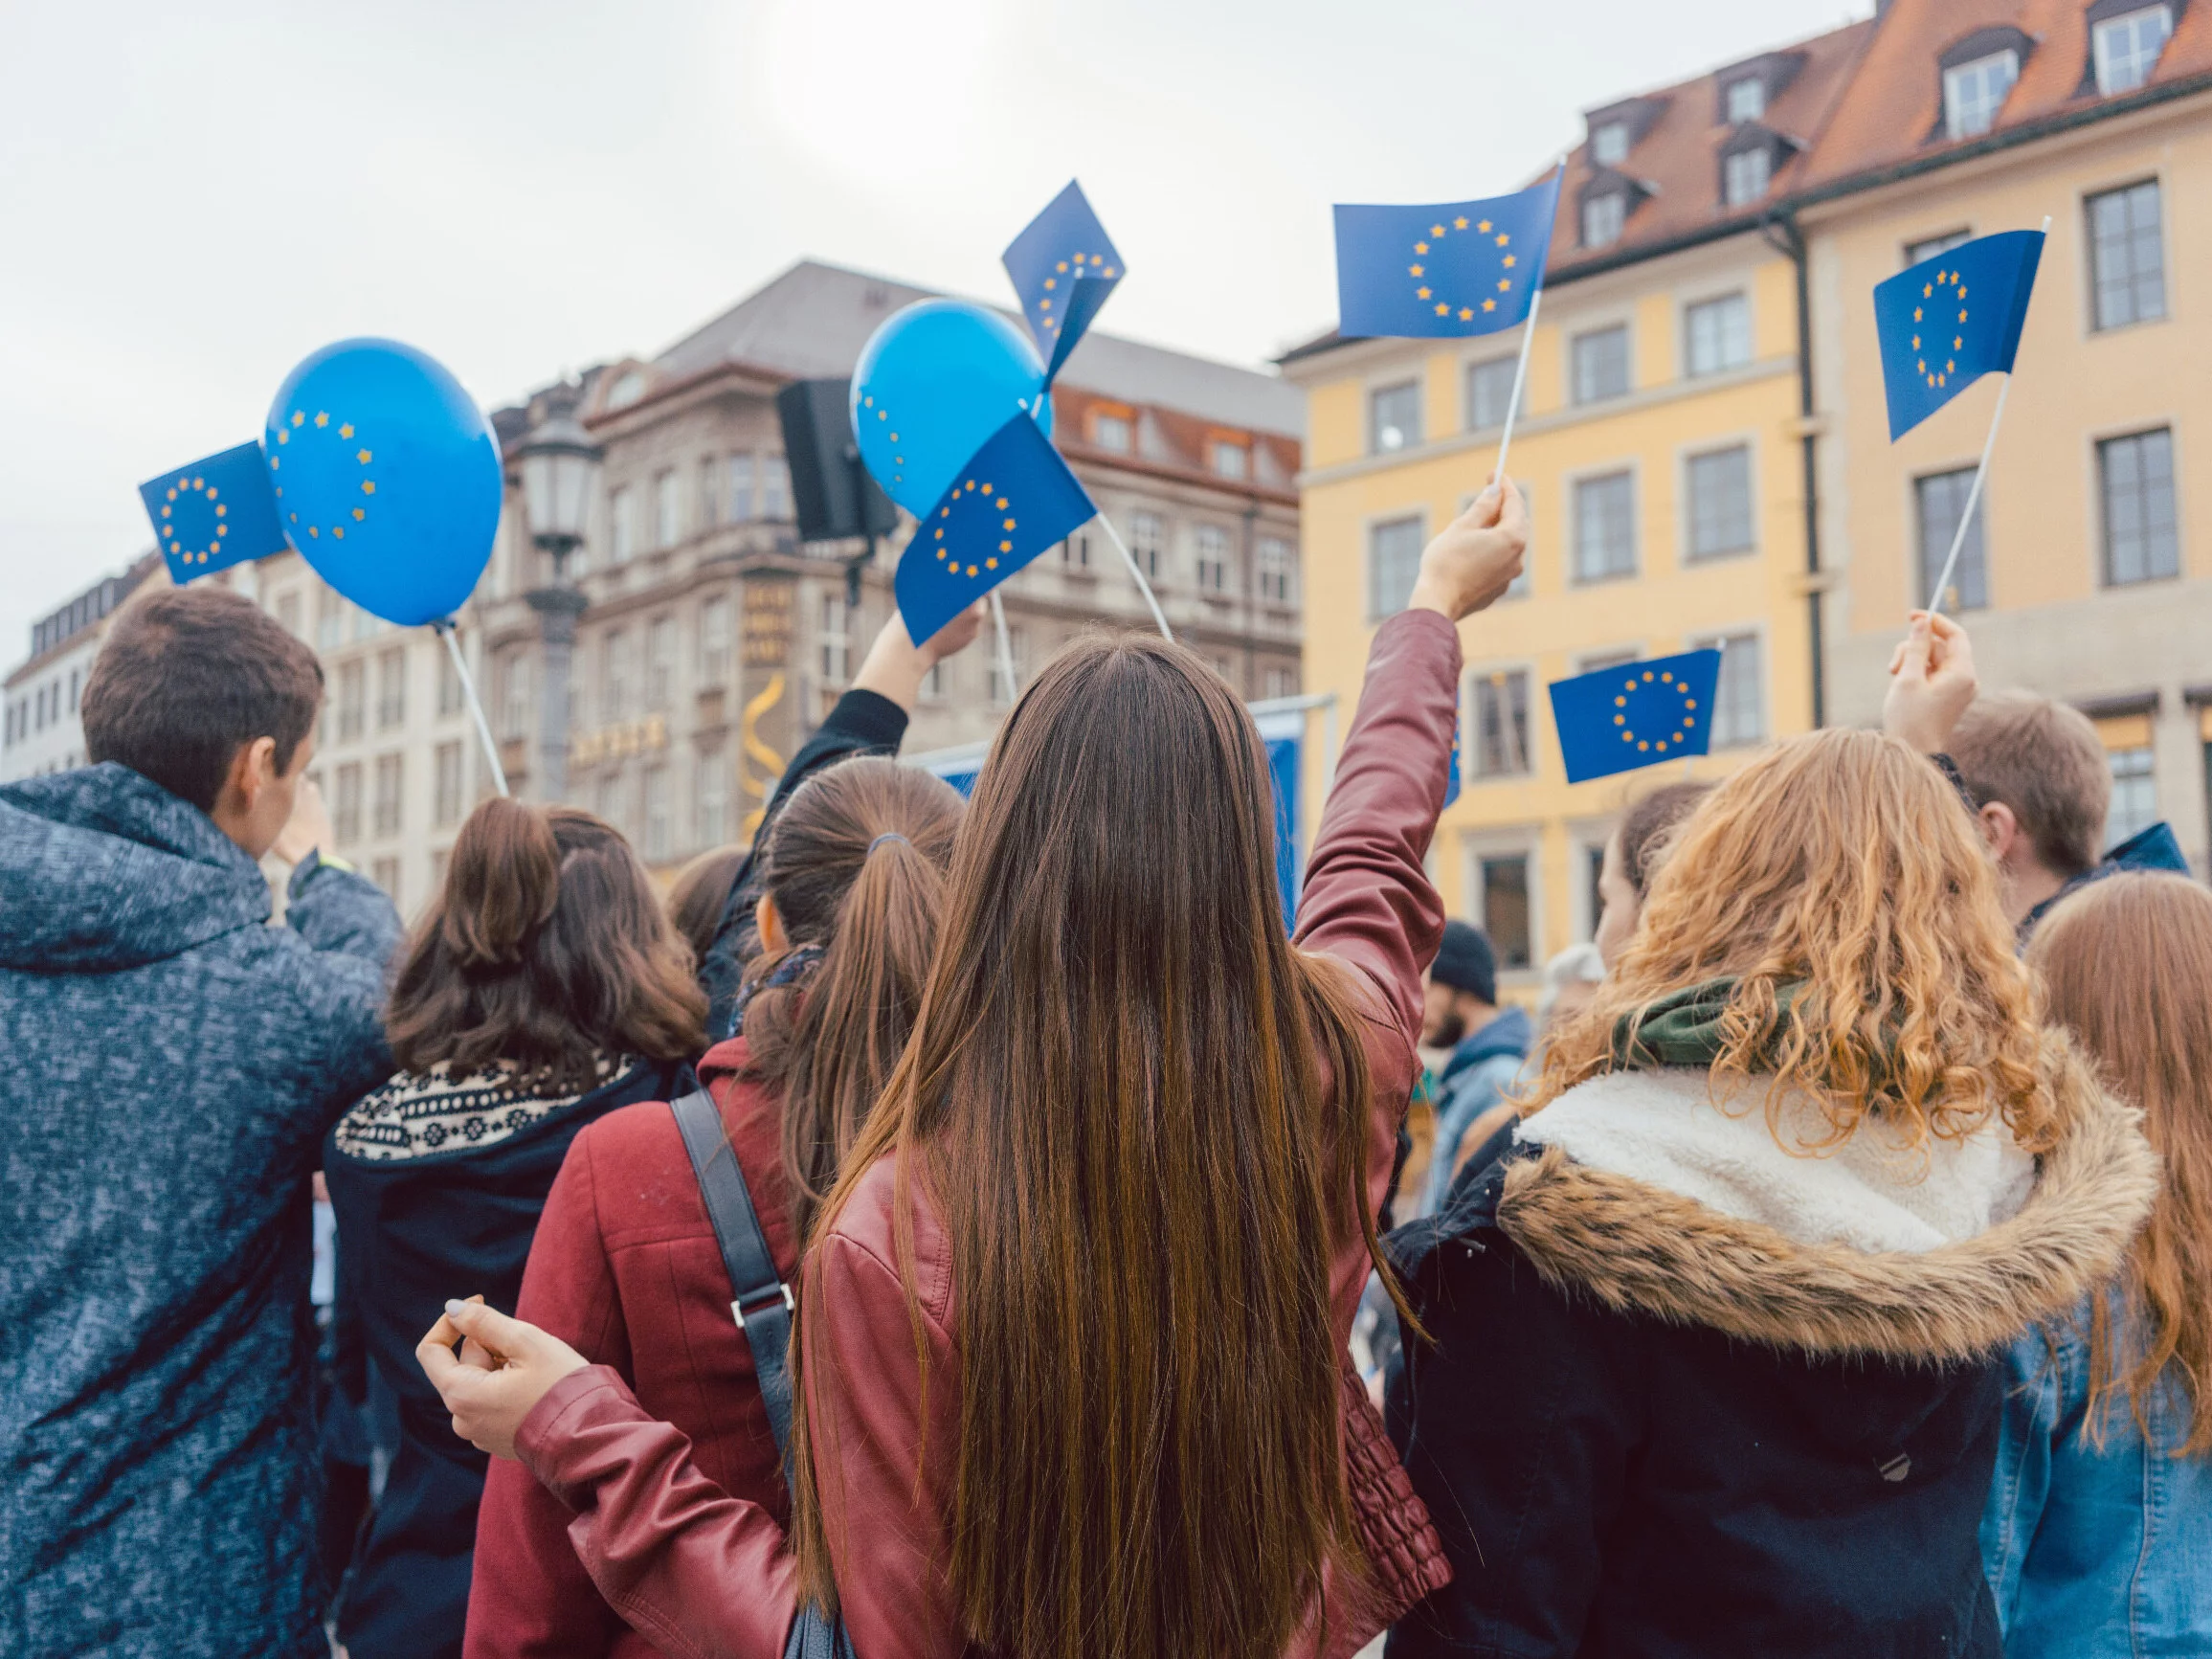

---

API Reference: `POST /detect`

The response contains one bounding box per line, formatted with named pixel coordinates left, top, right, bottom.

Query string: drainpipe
left=1764, top=208, right=1825, bottom=729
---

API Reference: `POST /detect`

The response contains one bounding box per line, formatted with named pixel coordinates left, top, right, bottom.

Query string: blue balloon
left=265, top=339, right=502, bottom=626
left=850, top=300, right=1052, bottom=515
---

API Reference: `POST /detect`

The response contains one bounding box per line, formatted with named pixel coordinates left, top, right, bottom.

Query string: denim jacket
left=1980, top=1291, right=2212, bottom=1657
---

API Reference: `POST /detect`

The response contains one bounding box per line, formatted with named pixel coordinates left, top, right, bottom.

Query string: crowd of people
left=1, top=478, right=2206, bottom=1659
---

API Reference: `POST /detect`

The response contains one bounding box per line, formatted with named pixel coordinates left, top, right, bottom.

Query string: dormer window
left=2094, top=4, right=2174, bottom=95
left=1944, top=49, right=2020, bottom=139
left=605, top=370, right=648, bottom=411
left=1582, top=191, right=1627, bottom=249
left=1724, top=77, right=1765, bottom=123
left=1592, top=123, right=1629, bottom=166
left=1723, top=146, right=1772, bottom=206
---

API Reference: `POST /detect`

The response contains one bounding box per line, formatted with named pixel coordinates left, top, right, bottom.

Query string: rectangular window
left=372, top=752, right=404, bottom=838
left=762, top=455, right=790, bottom=520
left=1209, top=440, right=1249, bottom=481
left=1687, top=446, right=1754, bottom=560
left=375, top=647, right=406, bottom=730
left=1722, top=146, right=1770, bottom=207
left=700, top=595, right=731, bottom=682
left=990, top=627, right=1027, bottom=706
left=434, top=740, right=463, bottom=828
left=337, top=660, right=366, bottom=742
left=1944, top=50, right=2019, bottom=140
left=728, top=454, right=756, bottom=522
left=502, top=652, right=532, bottom=740
left=1592, top=123, right=1628, bottom=166
left=654, top=469, right=682, bottom=550
left=1572, top=470, right=1637, bottom=582
left=2095, top=6, right=2173, bottom=96
left=1129, top=511, right=1165, bottom=580
left=1582, top=192, right=1625, bottom=249
left=646, top=615, right=676, bottom=706
left=1195, top=525, right=1231, bottom=592
left=1572, top=325, right=1630, bottom=403
left=1465, top=356, right=1518, bottom=430
left=920, top=660, right=948, bottom=702
left=643, top=763, right=671, bottom=863
left=437, top=647, right=463, bottom=718
left=1685, top=293, right=1752, bottom=376
left=1369, top=515, right=1425, bottom=619
left=317, top=591, right=343, bottom=651
left=334, top=762, right=363, bottom=844
left=1061, top=531, right=1091, bottom=569
left=1370, top=380, right=1422, bottom=453
left=1725, top=78, right=1765, bottom=123
left=1694, top=633, right=1765, bottom=747
left=2108, top=744, right=2158, bottom=846
left=1906, top=229, right=1973, bottom=266
left=371, top=857, right=401, bottom=907
left=602, top=628, right=631, bottom=722
left=2100, top=427, right=2179, bottom=586
left=698, top=456, right=722, bottom=529
left=696, top=750, right=728, bottom=847
left=1091, top=412, right=1132, bottom=452
left=1263, top=665, right=1298, bottom=700
left=609, top=485, right=636, bottom=564
left=1257, top=536, right=1295, bottom=604
left=819, top=593, right=849, bottom=683
left=1472, top=669, right=1532, bottom=778
left=2089, top=180, right=2167, bottom=330
left=276, top=592, right=302, bottom=639
left=1478, top=853, right=1533, bottom=971
left=1915, top=468, right=1990, bottom=611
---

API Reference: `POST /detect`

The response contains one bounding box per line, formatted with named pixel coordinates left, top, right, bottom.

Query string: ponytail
left=741, top=757, right=965, bottom=1241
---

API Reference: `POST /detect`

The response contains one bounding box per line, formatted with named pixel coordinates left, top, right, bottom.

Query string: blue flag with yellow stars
left=1003, top=180, right=1124, bottom=385
left=1549, top=649, right=1722, bottom=785
left=896, top=412, right=1096, bottom=647
left=1333, top=169, right=1561, bottom=340
left=1875, top=229, right=2044, bottom=440
left=137, top=441, right=288, bottom=584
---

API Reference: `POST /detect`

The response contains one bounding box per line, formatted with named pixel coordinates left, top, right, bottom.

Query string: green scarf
left=1609, top=977, right=1809, bottom=1071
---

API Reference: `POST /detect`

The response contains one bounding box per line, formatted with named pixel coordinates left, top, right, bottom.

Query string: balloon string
left=436, top=619, right=509, bottom=798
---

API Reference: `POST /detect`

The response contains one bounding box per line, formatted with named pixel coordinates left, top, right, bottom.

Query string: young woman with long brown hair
left=1385, top=727, right=2160, bottom=1659
left=1982, top=871, right=2212, bottom=1655
left=324, top=798, right=706, bottom=1659
left=463, top=757, right=965, bottom=1658
left=419, top=482, right=1532, bottom=1659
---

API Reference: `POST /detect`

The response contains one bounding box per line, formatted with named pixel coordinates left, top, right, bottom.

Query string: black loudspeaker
left=776, top=379, right=898, bottom=545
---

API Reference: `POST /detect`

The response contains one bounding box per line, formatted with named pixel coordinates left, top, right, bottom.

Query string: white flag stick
left=1095, top=513, right=1174, bottom=641
left=989, top=590, right=1018, bottom=703
left=1490, top=283, right=1544, bottom=489
left=435, top=619, right=509, bottom=797
left=1924, top=213, right=2048, bottom=618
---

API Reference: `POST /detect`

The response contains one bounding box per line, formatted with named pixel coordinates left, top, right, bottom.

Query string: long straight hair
left=2029, top=872, right=2212, bottom=1452
left=789, top=635, right=1381, bottom=1659
left=740, top=757, right=965, bottom=1241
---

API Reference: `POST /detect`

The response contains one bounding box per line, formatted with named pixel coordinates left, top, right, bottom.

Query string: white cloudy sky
left=0, top=0, right=1866, bottom=666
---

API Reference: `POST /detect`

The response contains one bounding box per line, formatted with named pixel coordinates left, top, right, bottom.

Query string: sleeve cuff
left=286, top=848, right=355, bottom=895
left=515, top=1364, right=649, bottom=1502
left=823, top=688, right=909, bottom=750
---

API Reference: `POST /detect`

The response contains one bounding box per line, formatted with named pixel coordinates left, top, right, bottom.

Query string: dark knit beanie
left=1429, top=919, right=1497, bottom=1005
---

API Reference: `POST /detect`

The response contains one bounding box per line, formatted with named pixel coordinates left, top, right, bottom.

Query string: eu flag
left=1004, top=180, right=1124, bottom=384
left=1334, top=170, right=1561, bottom=340
left=137, top=441, right=288, bottom=585
left=1875, top=230, right=2044, bottom=439
left=896, top=413, right=1096, bottom=647
left=1549, top=649, right=1721, bottom=785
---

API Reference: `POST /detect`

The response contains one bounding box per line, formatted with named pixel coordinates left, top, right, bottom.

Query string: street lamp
left=516, top=380, right=601, bottom=804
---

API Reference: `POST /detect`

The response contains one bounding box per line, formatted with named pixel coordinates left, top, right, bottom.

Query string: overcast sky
left=0, top=0, right=1868, bottom=669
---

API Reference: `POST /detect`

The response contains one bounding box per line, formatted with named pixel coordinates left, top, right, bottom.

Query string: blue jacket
left=2021, top=821, right=2189, bottom=940
left=0, top=764, right=401, bottom=1659
left=1421, top=1003, right=1531, bottom=1215
left=1981, top=1294, right=2212, bottom=1657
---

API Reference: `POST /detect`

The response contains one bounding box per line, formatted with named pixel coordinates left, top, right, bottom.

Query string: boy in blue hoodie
left=1418, top=920, right=1531, bottom=1214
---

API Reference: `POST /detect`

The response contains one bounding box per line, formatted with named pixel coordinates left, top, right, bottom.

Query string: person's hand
left=851, top=603, right=986, bottom=712
left=269, top=775, right=333, bottom=866
left=918, top=601, right=985, bottom=666
left=415, top=1295, right=589, bottom=1461
left=1406, top=481, right=1530, bottom=622
left=1884, top=610, right=1978, bottom=753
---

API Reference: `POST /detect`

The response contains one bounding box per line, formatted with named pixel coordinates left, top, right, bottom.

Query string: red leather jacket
left=465, top=1042, right=799, bottom=1659
left=504, top=607, right=1463, bottom=1659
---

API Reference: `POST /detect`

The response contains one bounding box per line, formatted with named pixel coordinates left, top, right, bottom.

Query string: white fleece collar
left=1514, top=1067, right=2037, bottom=1255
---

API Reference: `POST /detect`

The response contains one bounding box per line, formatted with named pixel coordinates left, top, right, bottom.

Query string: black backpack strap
left=668, top=1087, right=796, bottom=1461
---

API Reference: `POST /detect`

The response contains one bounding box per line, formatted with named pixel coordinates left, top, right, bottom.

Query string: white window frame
left=1568, top=464, right=1639, bottom=585
left=1722, top=146, right=1771, bottom=207
left=1687, top=625, right=1770, bottom=750
left=1582, top=191, right=1626, bottom=250
left=1366, top=510, right=1429, bottom=622
left=2094, top=5, right=2173, bottom=97
left=1591, top=123, right=1629, bottom=166
left=1464, top=661, right=1537, bottom=781
left=1458, top=826, right=1546, bottom=977
left=1724, top=77, right=1765, bottom=123
left=1683, top=291, right=1753, bottom=378
left=1944, top=50, right=2020, bottom=140
left=1680, top=437, right=1758, bottom=564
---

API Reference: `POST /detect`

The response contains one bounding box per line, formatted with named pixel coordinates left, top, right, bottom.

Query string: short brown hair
left=384, top=797, right=707, bottom=1093
left=82, top=584, right=324, bottom=813
left=1617, top=780, right=1714, bottom=898
left=1947, top=691, right=2111, bottom=879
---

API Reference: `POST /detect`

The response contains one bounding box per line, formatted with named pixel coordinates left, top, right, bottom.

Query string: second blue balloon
left=850, top=299, right=1053, bottom=517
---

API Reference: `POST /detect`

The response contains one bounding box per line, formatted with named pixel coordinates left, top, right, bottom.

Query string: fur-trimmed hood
left=1492, top=1039, right=2158, bottom=1364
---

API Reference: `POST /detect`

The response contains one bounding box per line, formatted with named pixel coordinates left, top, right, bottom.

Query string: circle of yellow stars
left=268, top=409, right=375, bottom=543
left=1038, top=251, right=1119, bottom=334
left=1911, top=268, right=1970, bottom=391
left=1614, top=667, right=1701, bottom=754
left=859, top=393, right=906, bottom=487
left=158, top=475, right=228, bottom=565
left=932, top=479, right=1015, bottom=578
left=1409, top=214, right=1516, bottom=322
